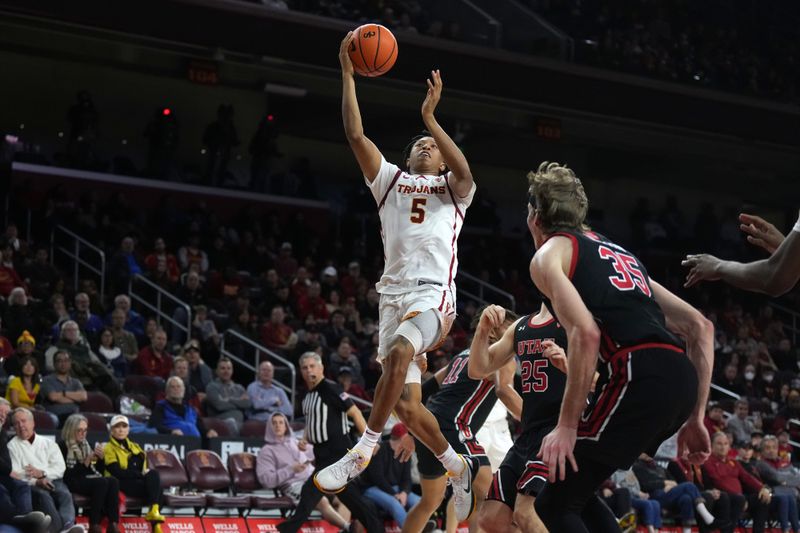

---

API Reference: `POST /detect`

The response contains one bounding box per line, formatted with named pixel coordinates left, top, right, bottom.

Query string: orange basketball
left=348, top=24, right=398, bottom=77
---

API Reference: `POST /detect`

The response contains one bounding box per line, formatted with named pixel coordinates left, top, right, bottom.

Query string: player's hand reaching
left=681, top=254, right=722, bottom=288
left=538, top=424, right=578, bottom=482
left=542, top=340, right=567, bottom=374
left=739, top=213, right=785, bottom=254
left=339, top=31, right=355, bottom=77
left=421, top=70, right=443, bottom=120
left=393, top=433, right=415, bottom=463
left=676, top=418, right=711, bottom=465
left=478, top=304, right=506, bottom=333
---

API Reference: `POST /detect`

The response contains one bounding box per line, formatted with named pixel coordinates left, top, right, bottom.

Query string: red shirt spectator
left=136, top=329, right=173, bottom=379
left=296, top=281, right=329, bottom=321
left=339, top=261, right=363, bottom=299
left=275, top=242, right=298, bottom=280
left=260, top=306, right=296, bottom=351
left=144, top=237, right=180, bottom=285
left=290, top=267, right=310, bottom=302
left=704, top=404, right=726, bottom=437
left=703, top=434, right=765, bottom=495
left=0, top=255, right=26, bottom=298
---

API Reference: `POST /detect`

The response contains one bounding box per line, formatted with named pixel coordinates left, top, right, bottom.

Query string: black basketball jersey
left=514, top=314, right=568, bottom=432
left=301, top=379, right=355, bottom=445
left=539, top=230, right=682, bottom=361
left=427, top=349, right=497, bottom=437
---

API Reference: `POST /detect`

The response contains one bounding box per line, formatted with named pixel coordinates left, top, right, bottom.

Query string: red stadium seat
left=201, top=417, right=237, bottom=437
left=32, top=410, right=58, bottom=430
left=124, top=375, right=165, bottom=398
left=80, top=391, right=114, bottom=413
left=185, top=450, right=249, bottom=515
left=240, top=419, right=266, bottom=439
left=227, top=452, right=295, bottom=516
left=145, top=449, right=206, bottom=513
left=83, top=413, right=108, bottom=432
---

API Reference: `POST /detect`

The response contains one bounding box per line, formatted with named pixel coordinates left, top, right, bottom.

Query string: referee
left=277, top=352, right=382, bottom=533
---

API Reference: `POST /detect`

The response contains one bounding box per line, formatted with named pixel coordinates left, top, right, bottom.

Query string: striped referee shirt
left=302, top=379, right=355, bottom=445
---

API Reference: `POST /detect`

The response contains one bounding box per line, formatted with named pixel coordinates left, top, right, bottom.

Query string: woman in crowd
left=256, top=412, right=350, bottom=528
left=104, top=415, right=165, bottom=527
left=6, top=356, right=40, bottom=408
left=59, top=414, right=120, bottom=533
left=97, top=327, right=127, bottom=378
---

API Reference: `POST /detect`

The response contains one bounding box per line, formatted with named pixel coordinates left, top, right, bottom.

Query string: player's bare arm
left=493, top=357, right=522, bottom=421
left=683, top=210, right=800, bottom=296
left=739, top=212, right=785, bottom=253
left=340, top=31, right=382, bottom=181
left=468, top=309, right=521, bottom=379
left=532, top=238, right=600, bottom=481
left=650, top=280, right=713, bottom=464
left=346, top=403, right=368, bottom=435
left=420, top=69, right=473, bottom=197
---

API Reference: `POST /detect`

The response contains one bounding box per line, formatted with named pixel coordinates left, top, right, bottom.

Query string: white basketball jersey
left=366, top=156, right=476, bottom=295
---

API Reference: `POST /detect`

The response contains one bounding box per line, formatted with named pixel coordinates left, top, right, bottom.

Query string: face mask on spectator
left=762, top=373, right=775, bottom=383
left=744, top=371, right=755, bottom=381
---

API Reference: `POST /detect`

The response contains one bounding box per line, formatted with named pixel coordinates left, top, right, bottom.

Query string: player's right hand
left=542, top=340, right=567, bottom=374
left=339, top=32, right=355, bottom=77
left=479, top=304, right=505, bottom=331
left=681, top=254, right=722, bottom=288
left=739, top=213, right=785, bottom=254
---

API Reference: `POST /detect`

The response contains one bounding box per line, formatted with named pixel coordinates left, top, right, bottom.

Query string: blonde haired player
left=315, top=31, right=479, bottom=521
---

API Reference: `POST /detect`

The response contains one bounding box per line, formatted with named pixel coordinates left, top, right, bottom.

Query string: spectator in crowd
left=71, top=293, right=104, bottom=344
left=106, top=295, right=145, bottom=342
left=96, top=327, right=127, bottom=378
left=361, top=423, right=422, bottom=528
left=703, top=432, right=771, bottom=533
left=3, top=288, right=35, bottom=344
left=336, top=367, right=370, bottom=409
left=4, top=331, right=43, bottom=380
left=49, top=295, right=71, bottom=340
left=177, top=234, right=209, bottom=274
left=328, top=337, right=363, bottom=386
left=5, top=356, right=40, bottom=409
left=202, top=104, right=240, bottom=186
left=755, top=435, right=800, bottom=501
left=256, top=412, right=349, bottom=528
left=149, top=377, right=217, bottom=438
left=191, top=305, right=220, bottom=353
left=322, top=310, right=353, bottom=349
left=296, top=281, right=329, bottom=322
left=727, top=399, right=759, bottom=446
left=104, top=415, right=165, bottom=525
left=170, top=355, right=200, bottom=409
left=0, top=399, right=43, bottom=533
left=206, top=357, right=251, bottom=433
left=715, top=364, right=745, bottom=399
left=773, top=391, right=800, bottom=441
left=607, top=469, right=657, bottom=533
left=47, top=320, right=120, bottom=398
left=0, top=249, right=25, bottom=298
left=109, top=308, right=139, bottom=365
left=339, top=261, right=362, bottom=299
left=704, top=403, right=727, bottom=437
left=40, top=351, right=87, bottom=424
left=247, top=360, right=292, bottom=421
left=59, top=414, right=120, bottom=533
left=135, top=328, right=173, bottom=379
left=261, top=305, right=297, bottom=353
left=23, top=247, right=60, bottom=300
left=184, top=339, right=212, bottom=400
left=144, top=237, right=180, bottom=287
left=173, top=273, right=208, bottom=345
left=274, top=242, right=298, bottom=280
left=108, top=237, right=143, bottom=294
left=633, top=453, right=715, bottom=530
left=669, top=455, right=737, bottom=533
left=9, top=408, right=79, bottom=533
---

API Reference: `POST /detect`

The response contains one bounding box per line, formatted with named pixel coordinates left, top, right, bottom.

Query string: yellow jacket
left=104, top=437, right=147, bottom=475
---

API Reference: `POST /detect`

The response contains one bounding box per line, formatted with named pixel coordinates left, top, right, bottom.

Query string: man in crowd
left=40, top=351, right=87, bottom=424
left=110, top=308, right=139, bottom=364
left=206, top=357, right=251, bottom=433
left=71, top=293, right=104, bottom=343
left=47, top=321, right=119, bottom=398
left=184, top=340, right=212, bottom=401
left=136, top=328, right=173, bottom=379
left=247, top=360, right=292, bottom=421
left=726, top=399, right=758, bottom=446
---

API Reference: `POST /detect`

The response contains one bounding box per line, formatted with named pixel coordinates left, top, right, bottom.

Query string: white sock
left=696, top=501, right=714, bottom=525
left=682, top=528, right=691, bottom=533
left=436, top=445, right=465, bottom=475
left=352, top=428, right=381, bottom=457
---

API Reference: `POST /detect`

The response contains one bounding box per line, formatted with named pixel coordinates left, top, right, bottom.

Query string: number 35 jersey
left=366, top=156, right=476, bottom=295
left=540, top=230, right=683, bottom=361
left=514, top=315, right=568, bottom=433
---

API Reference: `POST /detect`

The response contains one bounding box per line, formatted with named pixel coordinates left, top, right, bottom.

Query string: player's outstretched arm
left=340, top=32, right=382, bottom=182
left=346, top=403, right=367, bottom=435
left=420, top=70, right=473, bottom=197
left=683, top=211, right=800, bottom=296
left=467, top=308, right=520, bottom=380
left=532, top=239, right=600, bottom=481
left=651, top=279, right=713, bottom=464
left=494, top=358, right=522, bottom=421
left=740, top=213, right=785, bottom=254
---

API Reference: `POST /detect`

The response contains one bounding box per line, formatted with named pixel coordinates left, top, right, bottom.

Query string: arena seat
left=185, top=450, right=250, bottom=515
left=227, top=452, right=295, bottom=516
left=240, top=419, right=266, bottom=439
left=32, top=410, right=58, bottom=430
left=80, top=391, right=114, bottom=413
left=201, top=417, right=237, bottom=437
left=145, top=449, right=207, bottom=513
left=124, top=375, right=165, bottom=398
left=83, top=413, right=109, bottom=432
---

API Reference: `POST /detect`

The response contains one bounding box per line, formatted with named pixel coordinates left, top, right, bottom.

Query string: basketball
left=348, top=24, right=398, bottom=77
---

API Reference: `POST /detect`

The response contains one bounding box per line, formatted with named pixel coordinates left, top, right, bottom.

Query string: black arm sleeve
left=421, top=377, right=440, bottom=404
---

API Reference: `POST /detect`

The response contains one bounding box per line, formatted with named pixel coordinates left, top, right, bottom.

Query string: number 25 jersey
left=514, top=315, right=568, bottom=433
left=366, top=156, right=476, bottom=295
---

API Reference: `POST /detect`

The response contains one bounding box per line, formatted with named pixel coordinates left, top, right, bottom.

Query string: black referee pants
left=277, top=444, right=382, bottom=533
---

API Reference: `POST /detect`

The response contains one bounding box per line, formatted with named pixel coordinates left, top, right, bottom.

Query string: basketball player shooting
left=315, top=32, right=480, bottom=522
